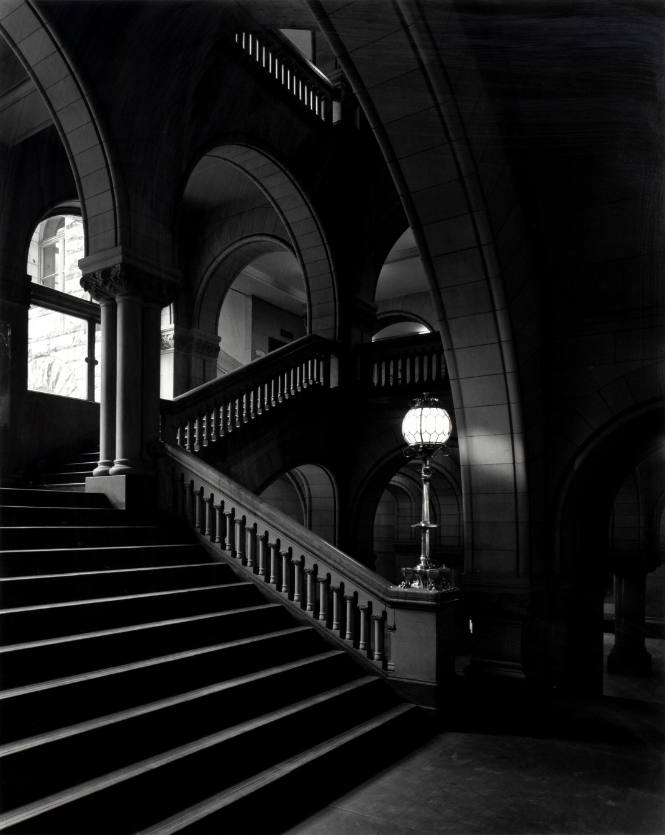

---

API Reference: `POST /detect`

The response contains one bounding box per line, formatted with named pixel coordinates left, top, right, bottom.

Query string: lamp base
left=400, top=564, right=456, bottom=592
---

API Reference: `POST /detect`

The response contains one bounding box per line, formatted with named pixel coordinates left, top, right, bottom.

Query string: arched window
left=26, top=214, right=100, bottom=401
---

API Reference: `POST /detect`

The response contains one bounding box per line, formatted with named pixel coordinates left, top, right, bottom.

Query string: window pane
left=28, top=306, right=88, bottom=399
left=27, top=215, right=95, bottom=303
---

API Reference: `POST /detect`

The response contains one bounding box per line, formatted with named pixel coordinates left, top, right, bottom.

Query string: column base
left=607, top=645, right=652, bottom=676
left=86, top=473, right=156, bottom=511
left=109, top=458, right=146, bottom=476
left=92, top=460, right=113, bottom=476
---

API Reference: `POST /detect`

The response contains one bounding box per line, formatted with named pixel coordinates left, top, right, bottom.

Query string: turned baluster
left=372, top=613, right=385, bottom=662
left=255, top=384, right=263, bottom=415
left=277, top=373, right=283, bottom=403
left=184, top=419, right=191, bottom=451
left=224, top=509, right=234, bottom=553
left=305, top=568, right=316, bottom=614
left=292, top=556, right=303, bottom=603
left=270, top=377, right=277, bottom=407
left=268, top=540, right=279, bottom=585
left=280, top=549, right=291, bottom=594
left=242, top=391, right=249, bottom=424
left=245, top=523, right=256, bottom=569
left=234, top=398, right=241, bottom=429
left=234, top=516, right=245, bottom=562
left=193, top=416, right=201, bottom=451
left=331, top=586, right=341, bottom=632
left=194, top=486, right=204, bottom=532
left=257, top=532, right=267, bottom=576
left=218, top=401, right=226, bottom=437
left=204, top=493, right=215, bottom=539
left=358, top=604, right=369, bottom=652
left=209, top=406, right=217, bottom=443
left=214, top=504, right=224, bottom=545
left=201, top=413, right=208, bottom=447
left=344, top=594, right=355, bottom=641
left=289, top=367, right=296, bottom=396
left=295, top=364, right=302, bottom=392
left=317, top=576, right=329, bottom=624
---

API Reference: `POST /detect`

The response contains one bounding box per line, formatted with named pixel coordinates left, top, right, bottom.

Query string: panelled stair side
left=0, top=483, right=421, bottom=834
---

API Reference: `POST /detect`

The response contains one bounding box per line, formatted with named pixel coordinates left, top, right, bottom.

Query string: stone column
left=81, top=256, right=179, bottom=502
left=607, top=569, right=652, bottom=675
left=110, top=293, right=143, bottom=474
left=92, top=298, right=116, bottom=475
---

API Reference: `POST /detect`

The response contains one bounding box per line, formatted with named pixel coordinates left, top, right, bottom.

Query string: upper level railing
left=160, top=335, right=338, bottom=452
left=356, top=332, right=447, bottom=391
left=233, top=29, right=338, bottom=124
left=158, top=443, right=458, bottom=705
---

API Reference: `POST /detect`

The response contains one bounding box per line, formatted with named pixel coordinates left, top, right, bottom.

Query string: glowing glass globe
left=402, top=394, right=452, bottom=451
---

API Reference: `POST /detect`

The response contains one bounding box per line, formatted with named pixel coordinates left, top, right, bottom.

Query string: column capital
left=79, top=248, right=180, bottom=304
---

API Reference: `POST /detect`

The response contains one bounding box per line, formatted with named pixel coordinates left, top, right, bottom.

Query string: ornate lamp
left=400, top=393, right=455, bottom=591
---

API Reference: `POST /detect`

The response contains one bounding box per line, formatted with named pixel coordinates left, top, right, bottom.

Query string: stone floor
left=286, top=638, right=665, bottom=835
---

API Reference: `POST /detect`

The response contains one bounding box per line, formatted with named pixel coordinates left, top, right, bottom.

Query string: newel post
left=384, top=586, right=459, bottom=708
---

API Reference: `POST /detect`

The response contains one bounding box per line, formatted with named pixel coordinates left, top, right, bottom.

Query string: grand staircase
left=0, top=483, right=418, bottom=833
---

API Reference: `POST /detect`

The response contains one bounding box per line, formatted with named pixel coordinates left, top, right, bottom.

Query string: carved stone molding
left=174, top=327, right=220, bottom=358
left=81, top=263, right=178, bottom=304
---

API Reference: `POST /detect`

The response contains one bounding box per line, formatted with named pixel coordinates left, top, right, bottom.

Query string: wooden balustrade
left=357, top=333, right=447, bottom=391
left=161, top=335, right=337, bottom=451
left=160, top=442, right=459, bottom=707
left=233, top=30, right=337, bottom=124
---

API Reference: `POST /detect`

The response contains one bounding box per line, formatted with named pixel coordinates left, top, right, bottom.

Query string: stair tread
left=0, top=602, right=284, bottom=654
left=0, top=649, right=345, bottom=758
left=0, top=543, right=198, bottom=557
left=0, top=676, right=380, bottom=830
left=0, top=581, right=253, bottom=616
left=0, top=562, right=218, bottom=583
left=142, top=702, right=415, bottom=835
left=0, top=624, right=312, bottom=700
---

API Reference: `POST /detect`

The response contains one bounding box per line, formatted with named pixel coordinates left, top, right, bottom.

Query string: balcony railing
left=357, top=333, right=447, bottom=391
left=234, top=29, right=338, bottom=124
left=160, top=335, right=338, bottom=452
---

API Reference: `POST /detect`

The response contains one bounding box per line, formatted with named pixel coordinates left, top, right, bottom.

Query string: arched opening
left=555, top=405, right=665, bottom=697
left=217, top=249, right=306, bottom=374
left=259, top=463, right=337, bottom=545
left=26, top=213, right=100, bottom=401
left=373, top=228, right=434, bottom=338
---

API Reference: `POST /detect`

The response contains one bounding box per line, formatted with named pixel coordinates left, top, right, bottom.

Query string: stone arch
left=190, top=144, right=338, bottom=339
left=0, top=1, right=122, bottom=255
left=193, top=235, right=297, bottom=337
left=309, top=5, right=530, bottom=579
left=259, top=462, right=338, bottom=546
